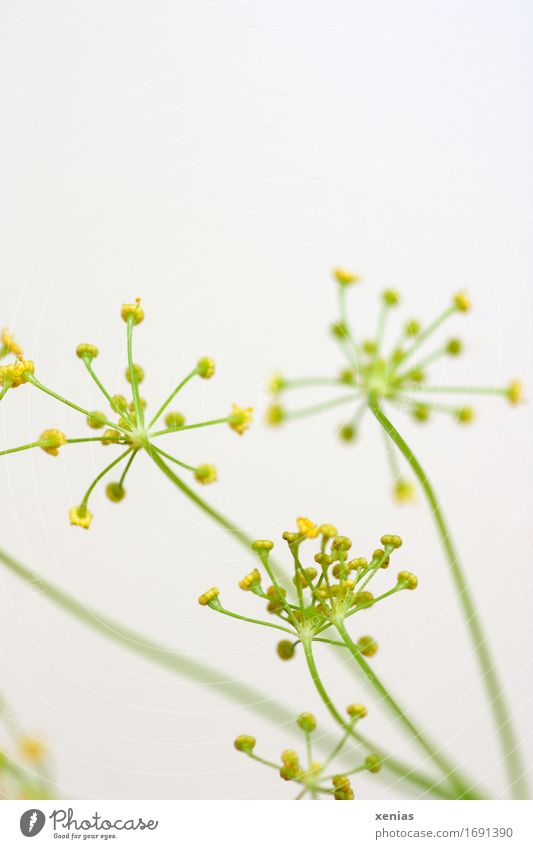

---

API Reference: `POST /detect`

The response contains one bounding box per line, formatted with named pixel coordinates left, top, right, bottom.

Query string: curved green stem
left=301, top=639, right=457, bottom=800
left=370, top=400, right=528, bottom=799
left=335, top=621, right=476, bottom=799
left=25, top=375, right=128, bottom=435
left=148, top=368, right=198, bottom=429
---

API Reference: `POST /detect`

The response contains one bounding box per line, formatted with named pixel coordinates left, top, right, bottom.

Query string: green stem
left=151, top=444, right=196, bottom=473
left=335, top=620, right=474, bottom=799
left=82, top=358, right=133, bottom=426
left=217, top=606, right=297, bottom=637
left=80, top=449, right=132, bottom=508
left=301, top=639, right=456, bottom=800
left=0, top=441, right=41, bottom=457
left=119, top=449, right=138, bottom=487
left=150, top=417, right=230, bottom=439
left=400, top=385, right=508, bottom=397
left=126, top=316, right=144, bottom=427
left=284, top=393, right=359, bottom=422
left=400, top=306, right=456, bottom=367
left=370, top=400, right=528, bottom=799
left=148, top=369, right=198, bottom=429
left=26, top=376, right=128, bottom=435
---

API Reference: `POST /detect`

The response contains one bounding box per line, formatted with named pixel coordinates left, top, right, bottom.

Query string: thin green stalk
left=301, top=639, right=456, bottom=800
left=150, top=417, right=230, bottom=439
left=370, top=400, right=528, bottom=799
left=25, top=375, right=128, bottom=435
left=400, top=385, right=508, bottom=397
left=0, top=441, right=41, bottom=457
left=400, top=306, right=456, bottom=367
left=82, top=358, right=134, bottom=426
left=335, top=620, right=474, bottom=799
left=217, top=605, right=296, bottom=637
left=80, top=449, right=132, bottom=509
left=148, top=368, right=198, bottom=429
left=151, top=444, right=196, bottom=473
left=119, top=449, right=138, bottom=487
left=285, top=393, right=359, bottom=422
left=126, top=316, right=144, bottom=427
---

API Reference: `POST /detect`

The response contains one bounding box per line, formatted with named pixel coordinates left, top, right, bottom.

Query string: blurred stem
left=369, top=399, right=528, bottom=800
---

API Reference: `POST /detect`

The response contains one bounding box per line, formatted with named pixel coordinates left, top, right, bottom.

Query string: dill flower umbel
left=266, top=270, right=524, bottom=501
left=233, top=712, right=378, bottom=800
left=0, top=299, right=253, bottom=528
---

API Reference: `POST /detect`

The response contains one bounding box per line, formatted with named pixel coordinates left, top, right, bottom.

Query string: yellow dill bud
left=277, top=640, right=295, bottom=660
left=282, top=531, right=299, bottom=544
left=393, top=479, right=416, bottom=503
left=332, top=774, right=354, bottom=800
left=19, top=736, right=46, bottom=764
left=332, top=535, right=352, bottom=553
left=76, top=343, right=99, bottom=360
left=101, top=429, right=121, bottom=445
left=397, top=570, right=418, bottom=590
left=348, top=557, right=368, bottom=571
left=197, top=587, right=220, bottom=607
left=252, top=539, right=274, bottom=553
left=365, top=754, right=381, bottom=773
left=339, top=423, right=357, bottom=442
left=239, top=569, right=261, bottom=591
left=357, top=635, right=378, bottom=657
left=194, top=464, right=217, bottom=485
left=106, top=482, right=126, bottom=502
left=111, top=394, right=128, bottom=413
left=265, top=403, right=285, bottom=426
left=455, top=406, right=475, bottom=424
left=507, top=380, right=523, bottom=405
left=296, top=713, right=317, bottom=733
left=332, top=267, right=361, bottom=286
left=125, top=363, right=144, bottom=384
left=69, top=505, right=93, bottom=529
left=354, top=591, right=374, bottom=607
left=86, top=410, right=106, bottom=429
left=453, top=290, right=470, bottom=312
left=314, top=552, right=333, bottom=568
left=382, top=289, right=400, bottom=306
left=280, top=765, right=299, bottom=781
left=319, top=524, right=338, bottom=540
left=234, top=735, right=255, bottom=753
left=164, top=411, right=185, bottom=428
left=197, top=356, right=215, bottom=379
left=0, top=358, right=35, bottom=388
left=296, top=517, right=319, bottom=539
left=1, top=328, right=23, bottom=356
left=331, top=321, right=348, bottom=339
left=121, top=298, right=144, bottom=325
left=293, top=567, right=317, bottom=588
left=281, top=749, right=299, bottom=767
left=346, top=703, right=367, bottom=719
left=339, top=368, right=355, bottom=384
left=380, top=534, right=402, bottom=550
left=39, top=429, right=66, bottom=456
left=405, top=319, right=421, bottom=337
left=128, top=398, right=147, bottom=412
left=445, top=337, right=463, bottom=356
left=229, top=404, right=253, bottom=435
left=267, top=371, right=285, bottom=394
left=412, top=402, right=431, bottom=422
left=362, top=339, right=376, bottom=355
left=409, top=367, right=426, bottom=384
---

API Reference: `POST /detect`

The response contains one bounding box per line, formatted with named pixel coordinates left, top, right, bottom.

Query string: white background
left=0, top=0, right=532, bottom=800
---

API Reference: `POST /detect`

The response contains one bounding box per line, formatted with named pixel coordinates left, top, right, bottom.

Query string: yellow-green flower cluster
left=0, top=300, right=253, bottom=529
left=198, top=518, right=416, bottom=660
left=233, top=711, right=379, bottom=800
left=266, top=270, right=524, bottom=502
